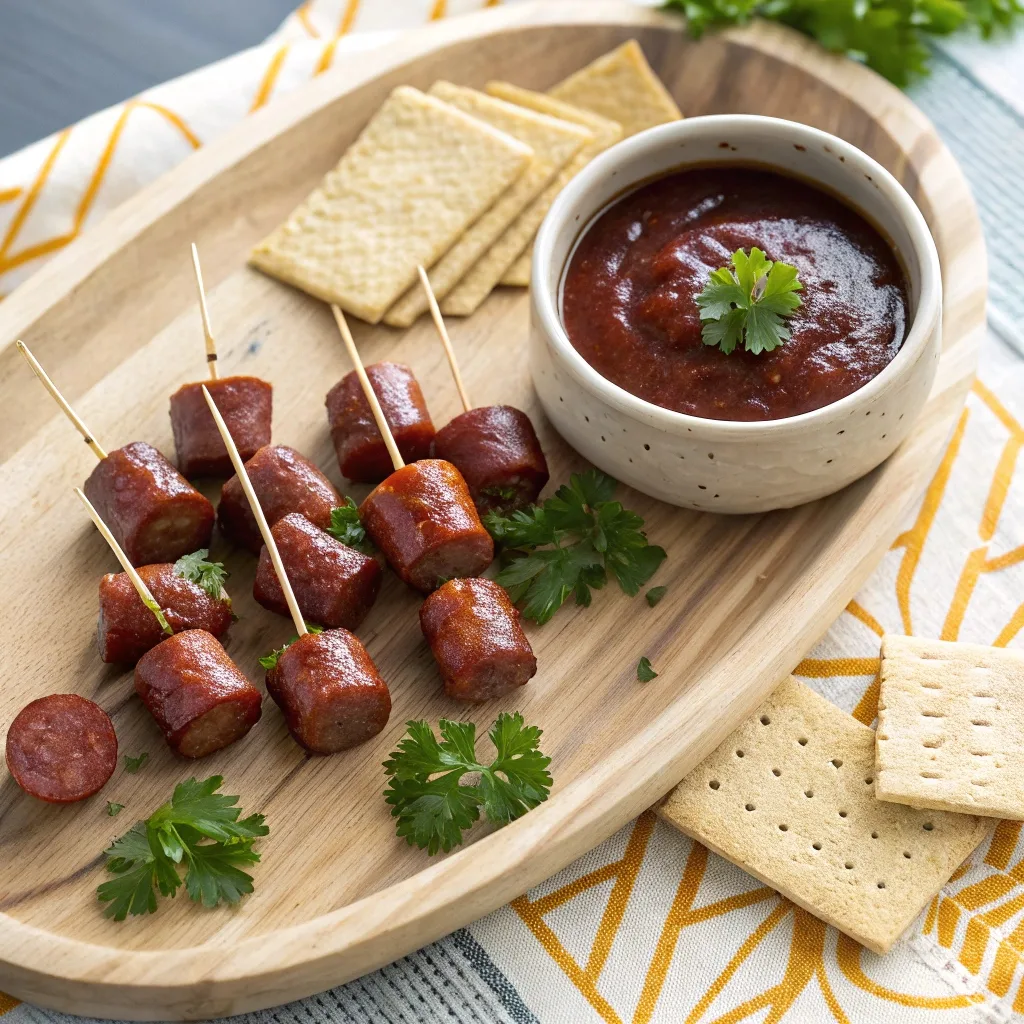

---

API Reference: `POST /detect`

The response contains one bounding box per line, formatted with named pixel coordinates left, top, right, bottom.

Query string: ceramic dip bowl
left=529, top=115, right=942, bottom=513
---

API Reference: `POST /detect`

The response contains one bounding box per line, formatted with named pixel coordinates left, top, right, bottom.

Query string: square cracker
left=876, top=634, right=1024, bottom=819
left=248, top=85, right=533, bottom=324
left=382, top=82, right=589, bottom=327
left=485, top=83, right=624, bottom=289
left=548, top=39, right=681, bottom=138
left=659, top=676, right=989, bottom=954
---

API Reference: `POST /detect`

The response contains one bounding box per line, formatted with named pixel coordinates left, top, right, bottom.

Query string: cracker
left=249, top=85, right=533, bottom=324
left=485, top=83, right=624, bottom=289
left=876, top=634, right=1024, bottom=819
left=658, top=677, right=989, bottom=954
left=548, top=39, right=681, bottom=138
left=382, top=83, right=589, bottom=327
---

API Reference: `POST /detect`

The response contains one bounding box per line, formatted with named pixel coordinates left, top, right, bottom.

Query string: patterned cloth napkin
left=2, top=2, right=1024, bottom=1021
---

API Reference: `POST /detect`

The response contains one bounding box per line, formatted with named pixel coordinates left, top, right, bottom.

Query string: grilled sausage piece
left=83, top=442, right=215, bottom=566
left=170, top=375, right=272, bottom=478
left=218, top=444, right=341, bottom=554
left=254, top=513, right=381, bottom=629
left=135, top=630, right=262, bottom=758
left=5, top=694, right=117, bottom=803
left=420, top=578, right=537, bottom=701
left=326, top=362, right=435, bottom=483
left=97, top=563, right=233, bottom=665
left=431, top=405, right=549, bottom=514
left=265, top=629, right=390, bottom=754
left=359, top=459, right=494, bottom=593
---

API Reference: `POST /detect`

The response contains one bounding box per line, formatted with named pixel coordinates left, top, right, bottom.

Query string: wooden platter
left=0, top=2, right=986, bottom=1019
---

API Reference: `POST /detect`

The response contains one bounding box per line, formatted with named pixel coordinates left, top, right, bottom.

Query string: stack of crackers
left=249, top=41, right=681, bottom=326
left=660, top=635, right=1024, bottom=954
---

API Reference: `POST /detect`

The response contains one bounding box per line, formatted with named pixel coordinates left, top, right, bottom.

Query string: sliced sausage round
left=431, top=405, right=549, bottom=514
left=326, top=362, right=435, bottom=483
left=359, top=459, right=494, bottom=593
left=420, top=577, right=537, bottom=701
left=98, top=562, right=233, bottom=665
left=84, top=442, right=215, bottom=566
left=218, top=444, right=341, bottom=554
left=135, top=629, right=262, bottom=758
left=170, top=375, right=272, bottom=478
left=5, top=694, right=117, bottom=803
left=254, top=512, right=381, bottom=630
left=265, top=628, right=390, bottom=754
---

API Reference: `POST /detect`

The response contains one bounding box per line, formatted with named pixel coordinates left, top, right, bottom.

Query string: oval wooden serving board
left=0, top=2, right=985, bottom=1019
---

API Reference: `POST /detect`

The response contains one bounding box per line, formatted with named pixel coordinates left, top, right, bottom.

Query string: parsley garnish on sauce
left=327, top=498, right=373, bottom=554
left=97, top=776, right=268, bottom=921
left=696, top=248, right=803, bottom=356
left=173, top=549, right=229, bottom=602
left=384, top=713, right=552, bottom=855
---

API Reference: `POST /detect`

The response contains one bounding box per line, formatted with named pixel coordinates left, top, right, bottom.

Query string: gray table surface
left=0, top=0, right=296, bottom=157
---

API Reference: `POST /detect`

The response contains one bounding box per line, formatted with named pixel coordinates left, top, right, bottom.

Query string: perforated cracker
left=249, top=85, right=533, bottom=324
left=876, top=634, right=1024, bottom=819
left=659, top=677, right=989, bottom=954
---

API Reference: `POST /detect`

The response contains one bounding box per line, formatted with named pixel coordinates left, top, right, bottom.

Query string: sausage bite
left=83, top=442, right=215, bottom=566
left=420, top=578, right=537, bottom=701
left=5, top=694, right=118, bottom=803
left=431, top=405, right=549, bottom=514
left=326, top=362, right=435, bottom=483
left=97, top=563, right=233, bottom=664
left=135, top=630, right=262, bottom=758
left=253, top=513, right=381, bottom=630
left=359, top=459, right=494, bottom=593
left=218, top=445, right=341, bottom=554
left=170, top=375, right=272, bottom=478
left=265, top=629, right=391, bottom=754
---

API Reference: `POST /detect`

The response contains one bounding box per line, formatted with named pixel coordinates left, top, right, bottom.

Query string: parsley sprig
left=97, top=776, right=268, bottom=921
left=484, top=470, right=666, bottom=625
left=327, top=499, right=373, bottom=554
left=259, top=623, right=323, bottom=670
left=696, top=248, right=803, bottom=356
left=384, top=713, right=552, bottom=855
left=173, top=549, right=229, bottom=602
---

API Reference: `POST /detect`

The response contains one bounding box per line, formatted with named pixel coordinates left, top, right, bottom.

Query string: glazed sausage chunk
left=359, top=459, right=493, bottom=593
left=420, top=578, right=537, bottom=701
left=97, top=562, right=233, bottom=665
left=170, top=375, right=272, bottom=478
left=326, top=362, right=435, bottom=483
left=265, top=629, right=391, bottom=754
left=253, top=513, right=381, bottom=630
left=431, top=405, right=549, bottom=514
left=83, top=442, right=215, bottom=566
left=5, top=694, right=117, bottom=803
left=135, top=630, right=262, bottom=758
left=218, top=445, right=341, bottom=554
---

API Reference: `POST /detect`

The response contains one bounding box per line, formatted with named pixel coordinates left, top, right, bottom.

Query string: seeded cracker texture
left=658, top=676, right=990, bottom=954
left=382, top=83, right=589, bottom=327
left=248, top=85, right=533, bottom=324
left=876, top=634, right=1024, bottom=819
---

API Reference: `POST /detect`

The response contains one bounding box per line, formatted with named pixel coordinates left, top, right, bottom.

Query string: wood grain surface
left=0, top=2, right=986, bottom=1019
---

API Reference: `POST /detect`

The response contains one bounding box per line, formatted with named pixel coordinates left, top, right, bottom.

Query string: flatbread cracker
left=382, top=83, right=589, bottom=328
left=659, top=677, right=989, bottom=954
left=485, top=83, right=624, bottom=289
left=548, top=39, right=681, bottom=138
left=249, top=85, right=533, bottom=324
left=876, top=634, right=1024, bottom=819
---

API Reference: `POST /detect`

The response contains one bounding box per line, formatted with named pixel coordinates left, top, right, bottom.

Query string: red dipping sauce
left=561, top=166, right=909, bottom=421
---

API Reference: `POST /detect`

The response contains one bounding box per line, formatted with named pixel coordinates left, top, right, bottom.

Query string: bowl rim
left=531, top=113, right=943, bottom=437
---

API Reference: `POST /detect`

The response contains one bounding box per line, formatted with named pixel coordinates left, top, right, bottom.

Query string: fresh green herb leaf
left=637, top=657, right=658, bottom=682
left=480, top=483, right=520, bottom=503
left=383, top=712, right=552, bottom=855
left=97, top=775, right=269, bottom=921
left=173, top=549, right=229, bottom=603
left=484, top=470, right=665, bottom=624
left=107, top=802, right=124, bottom=817
left=258, top=623, right=324, bottom=670
left=327, top=498, right=373, bottom=554
left=123, top=752, right=149, bottom=775
left=646, top=585, right=667, bottom=607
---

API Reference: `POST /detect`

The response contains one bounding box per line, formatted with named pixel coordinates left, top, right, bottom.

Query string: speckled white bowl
left=529, top=115, right=942, bottom=513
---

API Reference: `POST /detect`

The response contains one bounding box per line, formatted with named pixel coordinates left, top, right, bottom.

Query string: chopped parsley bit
left=107, top=802, right=124, bottom=817
left=327, top=498, right=373, bottom=553
left=173, top=549, right=230, bottom=602
left=480, top=483, right=519, bottom=503
left=646, top=585, right=667, bottom=608
left=259, top=624, right=324, bottom=670
left=122, top=752, right=149, bottom=775
left=637, top=657, right=658, bottom=683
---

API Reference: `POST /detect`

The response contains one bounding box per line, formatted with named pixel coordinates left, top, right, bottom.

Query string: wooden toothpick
left=330, top=304, right=405, bottom=472
left=191, top=243, right=219, bottom=381
left=202, top=385, right=306, bottom=637
left=17, top=341, right=107, bottom=460
left=418, top=265, right=471, bottom=414
left=75, top=487, right=172, bottom=636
